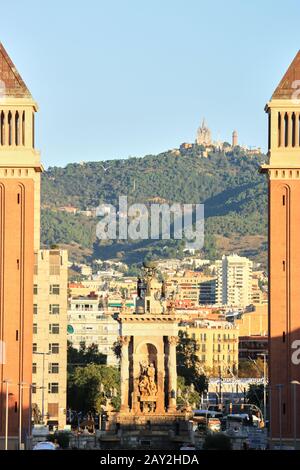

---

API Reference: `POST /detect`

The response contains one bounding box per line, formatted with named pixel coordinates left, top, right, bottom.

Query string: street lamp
left=276, top=384, right=284, bottom=450
left=257, top=353, right=268, bottom=424
left=1, top=380, right=12, bottom=450
left=33, top=351, right=50, bottom=424
left=290, top=380, right=300, bottom=450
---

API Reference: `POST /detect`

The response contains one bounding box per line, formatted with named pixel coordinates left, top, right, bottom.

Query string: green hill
left=41, top=146, right=268, bottom=266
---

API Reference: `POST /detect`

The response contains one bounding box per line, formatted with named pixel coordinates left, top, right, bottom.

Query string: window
left=50, top=284, right=60, bottom=295
left=32, top=383, right=37, bottom=394
left=49, top=343, right=59, bottom=354
left=33, top=323, right=37, bottom=335
left=33, top=304, right=38, bottom=315
left=48, top=383, right=59, bottom=394
left=33, top=343, right=37, bottom=353
left=49, top=304, right=60, bottom=315
left=49, top=363, right=59, bottom=374
left=48, top=403, right=59, bottom=417
left=33, top=284, right=38, bottom=295
left=32, top=363, right=37, bottom=374
left=49, top=324, right=60, bottom=334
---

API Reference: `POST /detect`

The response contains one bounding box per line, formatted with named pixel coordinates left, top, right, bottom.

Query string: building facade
left=261, top=50, right=300, bottom=443
left=67, top=295, right=119, bottom=366
left=0, top=43, right=42, bottom=446
left=32, top=249, right=68, bottom=429
left=181, top=319, right=239, bottom=376
left=216, top=254, right=253, bottom=308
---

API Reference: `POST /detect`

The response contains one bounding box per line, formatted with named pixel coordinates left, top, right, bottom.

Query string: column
left=288, top=111, right=293, bottom=147
left=167, top=336, right=178, bottom=412
left=155, top=351, right=165, bottom=414
left=120, top=336, right=130, bottom=412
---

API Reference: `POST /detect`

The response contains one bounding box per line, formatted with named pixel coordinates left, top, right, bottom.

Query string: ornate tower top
left=262, top=50, right=300, bottom=170
left=271, top=50, right=300, bottom=100
left=0, top=43, right=33, bottom=100
left=196, top=117, right=212, bottom=146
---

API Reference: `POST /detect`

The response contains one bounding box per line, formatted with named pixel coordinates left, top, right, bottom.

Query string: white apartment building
left=33, top=249, right=68, bottom=429
left=67, top=296, right=119, bottom=366
left=215, top=254, right=253, bottom=308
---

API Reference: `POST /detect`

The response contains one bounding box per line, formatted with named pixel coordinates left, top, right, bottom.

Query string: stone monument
left=103, top=261, right=193, bottom=449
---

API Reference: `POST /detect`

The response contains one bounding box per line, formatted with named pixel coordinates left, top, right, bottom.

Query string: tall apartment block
left=32, top=249, right=68, bottom=429
left=215, top=254, right=253, bottom=308
left=0, top=43, right=42, bottom=447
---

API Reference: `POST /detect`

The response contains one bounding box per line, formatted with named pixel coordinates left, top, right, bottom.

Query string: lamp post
left=33, top=351, right=50, bottom=424
left=258, top=353, right=268, bottom=424
left=276, top=384, right=284, bottom=450
left=2, top=380, right=11, bottom=450
left=290, top=380, right=300, bottom=450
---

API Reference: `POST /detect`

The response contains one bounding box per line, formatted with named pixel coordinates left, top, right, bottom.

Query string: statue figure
left=138, top=362, right=157, bottom=398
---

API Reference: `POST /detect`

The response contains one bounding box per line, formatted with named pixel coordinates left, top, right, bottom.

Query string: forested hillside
left=41, top=146, right=268, bottom=265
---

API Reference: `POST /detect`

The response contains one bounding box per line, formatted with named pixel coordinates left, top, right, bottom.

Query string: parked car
left=33, top=441, right=57, bottom=451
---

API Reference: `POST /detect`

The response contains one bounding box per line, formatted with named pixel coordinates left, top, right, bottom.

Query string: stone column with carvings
left=167, top=336, right=178, bottom=412
left=120, top=336, right=130, bottom=412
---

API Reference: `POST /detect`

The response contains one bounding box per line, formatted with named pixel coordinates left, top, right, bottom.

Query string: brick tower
left=0, top=43, right=42, bottom=448
left=261, top=50, right=300, bottom=445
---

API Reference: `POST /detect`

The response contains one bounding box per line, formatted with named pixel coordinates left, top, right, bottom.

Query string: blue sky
left=1, top=0, right=300, bottom=167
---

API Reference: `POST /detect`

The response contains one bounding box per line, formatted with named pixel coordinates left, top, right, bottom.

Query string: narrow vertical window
left=292, top=112, right=296, bottom=147
left=8, top=111, right=12, bottom=146
left=0, top=111, right=4, bottom=145
left=15, top=111, right=19, bottom=146
left=22, top=111, right=25, bottom=146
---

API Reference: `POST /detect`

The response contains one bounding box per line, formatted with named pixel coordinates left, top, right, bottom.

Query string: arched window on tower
left=15, top=111, right=20, bottom=146
left=284, top=112, right=289, bottom=147
left=22, top=111, right=25, bottom=146
left=0, top=111, right=4, bottom=145
left=8, top=111, right=13, bottom=146
left=278, top=112, right=281, bottom=147
left=292, top=112, right=296, bottom=147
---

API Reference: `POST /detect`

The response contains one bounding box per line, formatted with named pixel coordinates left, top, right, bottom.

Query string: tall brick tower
left=261, top=51, right=300, bottom=445
left=0, top=43, right=42, bottom=448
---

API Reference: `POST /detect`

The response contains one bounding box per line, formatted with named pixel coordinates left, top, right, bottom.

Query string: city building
left=181, top=319, right=239, bottom=376
left=67, top=294, right=119, bottom=365
left=199, top=278, right=217, bottom=305
left=215, top=254, right=253, bottom=308
left=32, top=249, right=68, bottom=429
left=235, top=304, right=268, bottom=337
left=261, top=50, right=300, bottom=443
left=238, top=336, right=268, bottom=361
left=0, top=43, right=42, bottom=447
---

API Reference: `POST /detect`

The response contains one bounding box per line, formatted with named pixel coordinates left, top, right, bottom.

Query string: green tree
left=176, top=331, right=208, bottom=395
left=67, top=364, right=120, bottom=414
left=246, top=383, right=266, bottom=411
left=67, top=341, right=107, bottom=371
